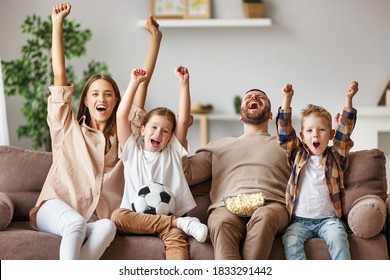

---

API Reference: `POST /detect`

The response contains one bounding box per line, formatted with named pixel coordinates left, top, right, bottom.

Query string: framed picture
left=150, top=0, right=211, bottom=19
left=150, top=0, right=186, bottom=19
left=185, top=0, right=211, bottom=19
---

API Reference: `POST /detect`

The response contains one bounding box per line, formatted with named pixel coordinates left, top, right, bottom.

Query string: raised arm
left=133, top=15, right=162, bottom=109
left=51, top=2, right=71, bottom=86
left=281, top=84, right=294, bottom=109
left=174, top=66, right=191, bottom=150
left=333, top=81, right=359, bottom=160
left=117, top=68, right=149, bottom=150
left=277, top=83, right=299, bottom=164
left=344, top=81, right=359, bottom=109
left=334, top=81, right=359, bottom=128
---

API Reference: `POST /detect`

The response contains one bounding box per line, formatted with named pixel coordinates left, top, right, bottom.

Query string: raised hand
left=333, top=112, right=342, bottom=128
left=282, top=84, right=294, bottom=98
left=175, top=66, right=189, bottom=83
left=344, top=81, right=358, bottom=109
left=346, top=81, right=359, bottom=98
left=52, top=2, right=71, bottom=22
left=281, top=84, right=294, bottom=109
left=131, top=68, right=149, bottom=84
left=145, top=15, right=161, bottom=38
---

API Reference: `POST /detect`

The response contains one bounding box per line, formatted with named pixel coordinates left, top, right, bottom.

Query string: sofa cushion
left=0, top=146, right=52, bottom=221
left=344, top=149, right=387, bottom=212
left=0, top=222, right=60, bottom=259
left=0, top=192, right=14, bottom=230
left=348, top=195, right=386, bottom=238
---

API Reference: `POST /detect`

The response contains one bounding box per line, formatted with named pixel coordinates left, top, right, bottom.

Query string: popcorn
left=224, top=192, right=265, bottom=216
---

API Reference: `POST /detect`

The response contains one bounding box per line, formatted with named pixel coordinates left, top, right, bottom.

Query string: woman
left=28, top=2, right=162, bottom=259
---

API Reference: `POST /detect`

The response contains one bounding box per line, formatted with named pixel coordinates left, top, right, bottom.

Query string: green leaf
left=2, top=12, right=111, bottom=151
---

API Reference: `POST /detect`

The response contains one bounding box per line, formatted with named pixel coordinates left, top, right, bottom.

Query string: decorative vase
left=242, top=3, right=264, bottom=18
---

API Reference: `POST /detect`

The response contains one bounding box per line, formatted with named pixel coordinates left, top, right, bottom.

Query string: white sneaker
left=178, top=217, right=208, bottom=242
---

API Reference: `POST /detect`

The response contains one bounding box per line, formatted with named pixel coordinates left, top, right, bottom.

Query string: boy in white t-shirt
left=111, top=66, right=207, bottom=260
left=276, top=81, right=359, bottom=259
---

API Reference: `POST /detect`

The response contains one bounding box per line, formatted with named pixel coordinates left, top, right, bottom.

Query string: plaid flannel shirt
left=276, top=107, right=357, bottom=221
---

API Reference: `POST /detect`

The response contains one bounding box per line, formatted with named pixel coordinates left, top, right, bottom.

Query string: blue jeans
left=282, top=216, right=350, bottom=260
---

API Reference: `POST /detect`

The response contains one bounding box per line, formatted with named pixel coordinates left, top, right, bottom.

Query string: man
left=183, top=89, right=291, bottom=259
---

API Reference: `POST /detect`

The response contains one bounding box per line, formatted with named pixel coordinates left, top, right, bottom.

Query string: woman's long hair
left=76, top=74, right=121, bottom=152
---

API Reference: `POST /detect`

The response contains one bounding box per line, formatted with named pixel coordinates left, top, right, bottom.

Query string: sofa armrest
left=348, top=195, right=386, bottom=238
left=0, top=192, right=14, bottom=230
left=385, top=194, right=390, bottom=255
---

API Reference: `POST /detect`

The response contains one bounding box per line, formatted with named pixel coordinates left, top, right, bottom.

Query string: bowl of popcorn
left=224, top=192, right=266, bottom=217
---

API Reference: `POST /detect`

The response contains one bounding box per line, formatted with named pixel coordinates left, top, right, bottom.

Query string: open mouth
left=248, top=101, right=260, bottom=109
left=313, top=141, right=321, bottom=149
left=96, top=104, right=107, bottom=113
left=151, top=139, right=161, bottom=148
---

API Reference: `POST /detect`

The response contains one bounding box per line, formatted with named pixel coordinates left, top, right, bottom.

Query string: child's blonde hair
left=141, top=107, right=177, bottom=133
left=301, top=104, right=332, bottom=130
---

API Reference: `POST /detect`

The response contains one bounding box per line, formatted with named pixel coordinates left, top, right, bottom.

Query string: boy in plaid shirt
left=276, top=81, right=358, bottom=259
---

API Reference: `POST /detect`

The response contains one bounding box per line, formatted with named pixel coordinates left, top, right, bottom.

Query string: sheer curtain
left=0, top=58, right=10, bottom=145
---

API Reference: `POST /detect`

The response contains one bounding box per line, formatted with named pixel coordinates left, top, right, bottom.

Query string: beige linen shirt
left=29, top=84, right=144, bottom=229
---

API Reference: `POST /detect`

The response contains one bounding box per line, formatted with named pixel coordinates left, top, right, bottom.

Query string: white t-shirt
left=120, top=134, right=196, bottom=217
left=294, top=155, right=335, bottom=219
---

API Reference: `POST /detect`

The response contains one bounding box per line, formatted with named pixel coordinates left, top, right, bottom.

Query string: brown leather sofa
left=0, top=145, right=388, bottom=259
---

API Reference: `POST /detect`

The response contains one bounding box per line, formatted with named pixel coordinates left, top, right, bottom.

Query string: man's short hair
left=244, top=89, right=271, bottom=110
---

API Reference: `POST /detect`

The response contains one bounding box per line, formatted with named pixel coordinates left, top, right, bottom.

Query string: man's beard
left=240, top=107, right=270, bottom=125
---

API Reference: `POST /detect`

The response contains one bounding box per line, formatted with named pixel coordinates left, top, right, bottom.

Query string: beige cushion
left=0, top=192, right=14, bottom=230
left=348, top=195, right=386, bottom=238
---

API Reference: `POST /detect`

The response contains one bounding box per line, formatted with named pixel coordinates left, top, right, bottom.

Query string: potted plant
left=234, top=96, right=242, bottom=114
left=242, top=0, right=264, bottom=18
left=2, top=14, right=109, bottom=151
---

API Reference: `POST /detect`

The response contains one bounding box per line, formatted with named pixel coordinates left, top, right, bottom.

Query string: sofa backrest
left=187, top=149, right=388, bottom=224
left=0, top=146, right=387, bottom=222
left=344, top=149, right=388, bottom=211
left=0, top=145, right=52, bottom=221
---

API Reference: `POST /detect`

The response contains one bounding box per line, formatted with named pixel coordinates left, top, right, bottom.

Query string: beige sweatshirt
left=183, top=133, right=291, bottom=211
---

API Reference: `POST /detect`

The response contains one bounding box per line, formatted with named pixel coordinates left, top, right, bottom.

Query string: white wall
left=1, top=0, right=390, bottom=153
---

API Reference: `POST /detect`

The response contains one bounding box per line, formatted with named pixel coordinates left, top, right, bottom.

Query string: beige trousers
left=208, top=202, right=289, bottom=260
left=111, top=208, right=188, bottom=260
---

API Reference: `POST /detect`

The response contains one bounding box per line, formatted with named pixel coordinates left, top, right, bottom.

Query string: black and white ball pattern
left=131, top=182, right=176, bottom=215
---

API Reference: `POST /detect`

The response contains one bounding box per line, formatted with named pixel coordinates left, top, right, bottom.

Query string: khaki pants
left=208, top=202, right=289, bottom=260
left=111, top=208, right=188, bottom=260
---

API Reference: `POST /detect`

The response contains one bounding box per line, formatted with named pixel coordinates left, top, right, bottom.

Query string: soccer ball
left=131, top=182, right=176, bottom=215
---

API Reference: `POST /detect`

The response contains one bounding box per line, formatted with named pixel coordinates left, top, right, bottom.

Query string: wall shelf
left=136, top=18, right=272, bottom=28
left=193, top=114, right=240, bottom=146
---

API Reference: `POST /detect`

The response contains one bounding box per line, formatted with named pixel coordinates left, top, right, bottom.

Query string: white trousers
left=36, top=198, right=116, bottom=260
